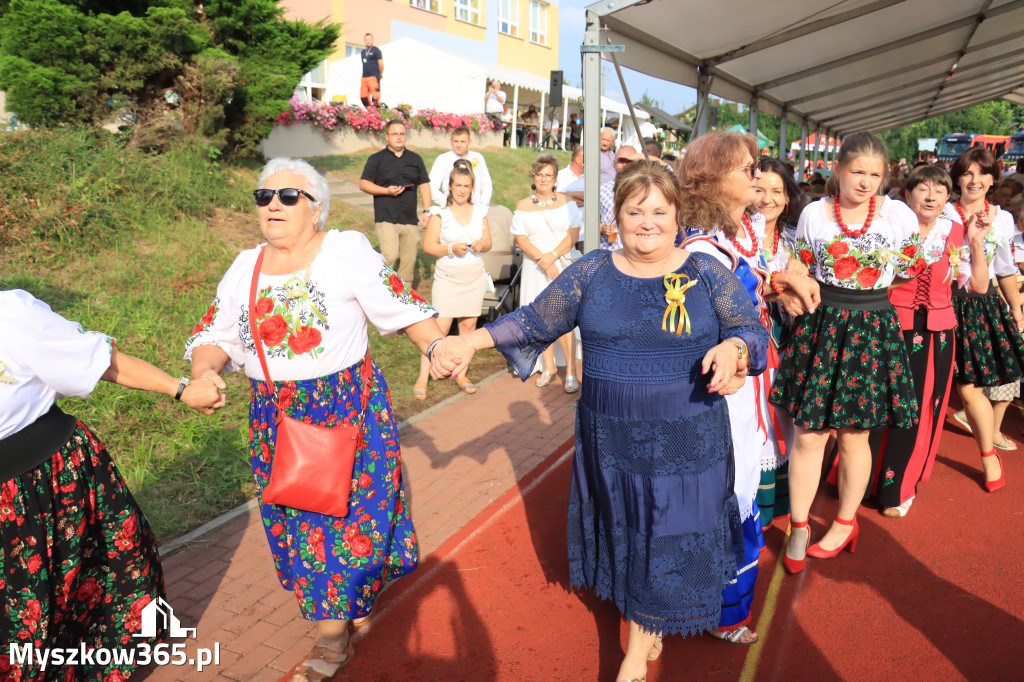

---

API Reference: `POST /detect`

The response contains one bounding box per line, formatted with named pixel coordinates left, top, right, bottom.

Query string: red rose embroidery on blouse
left=799, top=248, right=814, bottom=266
left=833, top=255, right=860, bottom=280
left=906, top=257, right=927, bottom=278
left=856, top=266, right=881, bottom=288
left=259, top=314, right=289, bottom=346
left=287, top=325, right=322, bottom=355
left=254, top=297, right=274, bottom=317
left=902, top=244, right=919, bottom=259
left=388, top=273, right=406, bottom=295
left=827, top=241, right=850, bottom=258
left=410, top=289, right=425, bottom=303
left=350, top=534, right=373, bottom=557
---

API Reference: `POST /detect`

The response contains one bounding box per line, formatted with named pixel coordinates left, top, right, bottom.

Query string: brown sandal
left=292, top=640, right=355, bottom=681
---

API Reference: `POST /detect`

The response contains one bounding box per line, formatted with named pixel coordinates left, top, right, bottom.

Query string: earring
left=784, top=202, right=789, bottom=213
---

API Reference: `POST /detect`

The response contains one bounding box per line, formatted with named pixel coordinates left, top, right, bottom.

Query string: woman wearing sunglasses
left=186, top=158, right=450, bottom=681
left=678, top=132, right=817, bottom=645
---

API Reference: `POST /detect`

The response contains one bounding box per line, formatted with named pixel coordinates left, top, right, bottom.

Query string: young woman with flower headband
left=770, top=131, right=924, bottom=575
left=946, top=146, right=1024, bottom=493
left=678, top=132, right=819, bottom=644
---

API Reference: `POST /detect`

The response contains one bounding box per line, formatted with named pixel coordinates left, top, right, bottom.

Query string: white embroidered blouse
left=184, top=230, right=435, bottom=382
left=0, top=290, right=114, bottom=439
left=944, top=202, right=1018, bottom=290
left=794, top=197, right=922, bottom=290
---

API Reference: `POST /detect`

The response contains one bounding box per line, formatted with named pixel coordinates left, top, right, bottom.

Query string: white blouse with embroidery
left=685, top=212, right=769, bottom=313
left=184, top=230, right=435, bottom=382
left=0, top=289, right=114, bottom=439
left=794, top=197, right=922, bottom=290
left=944, top=202, right=1017, bottom=289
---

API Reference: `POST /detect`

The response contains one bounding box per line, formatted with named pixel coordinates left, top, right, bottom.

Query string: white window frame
left=498, top=0, right=518, bottom=37
left=529, top=0, right=547, bottom=46
left=410, top=0, right=442, bottom=13
left=344, top=43, right=362, bottom=58
left=454, top=0, right=481, bottom=25
left=296, top=59, right=328, bottom=101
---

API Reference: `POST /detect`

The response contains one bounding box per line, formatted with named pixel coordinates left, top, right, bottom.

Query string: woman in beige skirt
left=415, top=159, right=492, bottom=398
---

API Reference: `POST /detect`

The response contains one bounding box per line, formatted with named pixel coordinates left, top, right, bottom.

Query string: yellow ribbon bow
left=662, top=274, right=698, bottom=335
left=944, top=243, right=961, bottom=284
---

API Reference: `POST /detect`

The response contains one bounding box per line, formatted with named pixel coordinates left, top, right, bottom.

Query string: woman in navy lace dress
left=433, top=162, right=767, bottom=682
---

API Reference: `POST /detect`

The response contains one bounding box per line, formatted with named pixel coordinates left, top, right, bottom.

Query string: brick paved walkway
left=141, top=368, right=579, bottom=681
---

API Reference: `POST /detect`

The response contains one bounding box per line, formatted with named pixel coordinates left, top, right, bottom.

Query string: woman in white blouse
left=186, top=158, right=449, bottom=681
left=414, top=159, right=492, bottom=398
left=512, top=154, right=583, bottom=392
left=0, top=290, right=222, bottom=681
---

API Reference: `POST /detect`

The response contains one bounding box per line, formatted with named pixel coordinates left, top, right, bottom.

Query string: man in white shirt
left=556, top=146, right=583, bottom=190
left=484, top=79, right=506, bottom=131
left=428, top=125, right=493, bottom=207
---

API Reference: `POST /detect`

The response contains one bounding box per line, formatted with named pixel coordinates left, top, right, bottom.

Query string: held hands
left=429, top=336, right=476, bottom=380
left=451, top=242, right=470, bottom=257
left=702, top=341, right=747, bottom=396
left=537, top=251, right=557, bottom=270
left=469, top=239, right=487, bottom=252
left=182, top=371, right=227, bottom=416
left=777, top=272, right=820, bottom=316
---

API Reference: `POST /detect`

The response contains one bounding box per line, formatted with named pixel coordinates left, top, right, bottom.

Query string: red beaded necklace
left=955, top=199, right=989, bottom=226
left=833, top=194, right=876, bottom=238
left=728, top=214, right=758, bottom=257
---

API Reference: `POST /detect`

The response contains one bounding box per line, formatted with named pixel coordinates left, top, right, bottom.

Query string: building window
left=410, top=0, right=441, bottom=12
left=454, top=0, right=481, bottom=25
left=529, top=0, right=546, bottom=45
left=344, top=44, right=362, bottom=58
left=296, top=59, right=327, bottom=102
left=498, top=0, right=518, bottom=36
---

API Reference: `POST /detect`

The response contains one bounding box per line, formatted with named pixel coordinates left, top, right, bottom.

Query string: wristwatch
left=174, top=377, right=191, bottom=401
left=725, top=338, right=747, bottom=361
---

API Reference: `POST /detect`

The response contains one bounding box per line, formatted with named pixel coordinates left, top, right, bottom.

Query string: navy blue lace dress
left=485, top=250, right=768, bottom=636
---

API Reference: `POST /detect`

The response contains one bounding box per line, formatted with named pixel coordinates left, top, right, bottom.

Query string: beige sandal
left=712, top=625, right=758, bottom=645
left=292, top=640, right=355, bottom=681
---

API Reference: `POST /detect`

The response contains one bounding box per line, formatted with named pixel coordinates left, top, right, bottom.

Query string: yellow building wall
left=496, top=1, right=558, bottom=79
left=446, top=0, right=489, bottom=42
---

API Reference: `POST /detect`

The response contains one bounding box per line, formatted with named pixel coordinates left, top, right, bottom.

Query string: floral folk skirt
left=951, top=287, right=1024, bottom=387
left=0, top=421, right=166, bottom=681
left=769, top=303, right=919, bottom=431
left=249, top=356, right=418, bottom=621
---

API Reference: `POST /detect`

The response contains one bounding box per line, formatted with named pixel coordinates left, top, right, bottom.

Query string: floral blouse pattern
left=795, top=197, right=922, bottom=290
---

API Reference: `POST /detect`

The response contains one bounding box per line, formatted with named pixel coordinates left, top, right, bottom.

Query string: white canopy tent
left=324, top=36, right=646, bottom=151
left=580, top=0, right=1024, bottom=252
left=324, top=36, right=486, bottom=114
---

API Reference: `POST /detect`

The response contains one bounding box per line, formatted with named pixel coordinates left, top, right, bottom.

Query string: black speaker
left=549, top=70, right=563, bottom=108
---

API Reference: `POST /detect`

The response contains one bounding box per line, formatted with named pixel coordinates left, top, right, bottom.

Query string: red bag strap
left=248, top=246, right=374, bottom=425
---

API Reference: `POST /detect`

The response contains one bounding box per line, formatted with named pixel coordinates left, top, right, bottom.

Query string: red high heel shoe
left=806, top=515, right=858, bottom=559
left=982, top=451, right=1006, bottom=492
left=782, top=520, right=810, bottom=574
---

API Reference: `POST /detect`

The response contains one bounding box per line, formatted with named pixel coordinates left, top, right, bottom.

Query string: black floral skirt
left=952, top=287, right=1024, bottom=387
left=769, top=303, right=919, bottom=431
left=0, top=420, right=166, bottom=681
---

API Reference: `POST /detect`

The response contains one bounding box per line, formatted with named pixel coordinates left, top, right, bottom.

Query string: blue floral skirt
left=249, top=356, right=418, bottom=620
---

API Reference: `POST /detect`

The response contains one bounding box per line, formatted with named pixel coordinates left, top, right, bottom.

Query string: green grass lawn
left=0, top=130, right=565, bottom=543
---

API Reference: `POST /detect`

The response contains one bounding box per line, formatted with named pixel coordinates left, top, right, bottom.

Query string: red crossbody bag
left=248, top=246, right=372, bottom=517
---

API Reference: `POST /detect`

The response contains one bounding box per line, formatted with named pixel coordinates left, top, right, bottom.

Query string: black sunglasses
left=252, top=188, right=317, bottom=207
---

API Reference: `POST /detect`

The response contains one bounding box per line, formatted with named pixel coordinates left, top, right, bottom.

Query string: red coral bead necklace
left=728, top=214, right=758, bottom=257
left=955, top=199, right=989, bottom=226
left=834, top=194, right=876, bottom=239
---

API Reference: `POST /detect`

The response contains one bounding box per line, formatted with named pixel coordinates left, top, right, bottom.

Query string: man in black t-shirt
left=359, top=120, right=431, bottom=282
left=360, top=33, right=383, bottom=107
